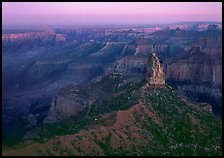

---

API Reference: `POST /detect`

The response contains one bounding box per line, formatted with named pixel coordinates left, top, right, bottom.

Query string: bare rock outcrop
left=146, top=53, right=165, bottom=86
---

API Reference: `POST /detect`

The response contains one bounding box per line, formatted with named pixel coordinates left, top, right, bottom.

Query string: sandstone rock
left=146, top=53, right=165, bottom=86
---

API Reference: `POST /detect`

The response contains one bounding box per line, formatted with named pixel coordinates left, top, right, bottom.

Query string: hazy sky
left=2, top=2, right=222, bottom=26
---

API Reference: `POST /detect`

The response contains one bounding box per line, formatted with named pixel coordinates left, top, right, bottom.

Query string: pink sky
left=2, top=2, right=222, bottom=26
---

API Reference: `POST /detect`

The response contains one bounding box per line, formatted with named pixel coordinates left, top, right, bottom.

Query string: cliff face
left=146, top=53, right=165, bottom=86
left=198, top=36, right=222, bottom=58
left=44, top=87, right=90, bottom=123
left=44, top=52, right=166, bottom=123
left=44, top=54, right=161, bottom=123
left=134, top=43, right=169, bottom=56
left=105, top=56, right=148, bottom=74
left=165, top=46, right=222, bottom=115
left=2, top=30, right=67, bottom=54
left=2, top=31, right=66, bottom=43
left=3, top=25, right=222, bottom=147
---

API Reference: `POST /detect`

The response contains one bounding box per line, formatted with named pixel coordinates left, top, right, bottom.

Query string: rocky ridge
left=3, top=57, right=221, bottom=156
left=2, top=25, right=222, bottom=147
left=146, top=53, right=165, bottom=86
left=44, top=53, right=164, bottom=123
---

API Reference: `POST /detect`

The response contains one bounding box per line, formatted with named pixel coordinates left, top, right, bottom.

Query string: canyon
left=2, top=22, right=222, bottom=152
left=3, top=53, right=221, bottom=156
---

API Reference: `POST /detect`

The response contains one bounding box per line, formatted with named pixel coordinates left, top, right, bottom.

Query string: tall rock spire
left=146, top=53, right=165, bottom=86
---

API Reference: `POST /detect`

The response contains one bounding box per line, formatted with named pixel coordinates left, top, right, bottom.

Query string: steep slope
left=2, top=29, right=131, bottom=146
left=146, top=53, right=165, bottom=86
left=43, top=73, right=145, bottom=123
left=2, top=30, right=67, bottom=54
left=3, top=54, right=221, bottom=156
left=2, top=26, right=222, bottom=149
left=165, top=46, right=222, bottom=116
left=3, top=81, right=222, bottom=156
left=44, top=52, right=165, bottom=123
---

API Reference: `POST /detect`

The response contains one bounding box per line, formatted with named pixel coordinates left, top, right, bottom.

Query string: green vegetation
left=94, top=132, right=112, bottom=156
left=137, top=87, right=222, bottom=156
left=5, top=78, right=222, bottom=156
left=88, top=79, right=144, bottom=116
left=16, top=76, right=145, bottom=145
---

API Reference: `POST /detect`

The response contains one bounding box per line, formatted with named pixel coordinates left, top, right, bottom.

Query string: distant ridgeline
left=2, top=23, right=222, bottom=156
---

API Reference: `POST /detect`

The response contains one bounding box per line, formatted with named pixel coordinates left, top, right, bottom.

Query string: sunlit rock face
left=146, top=53, right=165, bottom=86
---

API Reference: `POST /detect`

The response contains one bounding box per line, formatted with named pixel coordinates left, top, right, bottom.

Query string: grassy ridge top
left=3, top=77, right=222, bottom=156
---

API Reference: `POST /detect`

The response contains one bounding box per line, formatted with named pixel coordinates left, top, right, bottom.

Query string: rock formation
left=2, top=24, right=222, bottom=147
left=146, top=53, right=165, bottom=86
left=3, top=77, right=222, bottom=156
left=165, top=45, right=222, bottom=115
left=105, top=56, right=148, bottom=74
left=2, top=30, right=67, bottom=54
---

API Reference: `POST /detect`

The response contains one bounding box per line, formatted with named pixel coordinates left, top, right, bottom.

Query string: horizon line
left=2, top=21, right=222, bottom=28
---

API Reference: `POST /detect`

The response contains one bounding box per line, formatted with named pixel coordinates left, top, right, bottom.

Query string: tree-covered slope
left=3, top=77, right=222, bottom=156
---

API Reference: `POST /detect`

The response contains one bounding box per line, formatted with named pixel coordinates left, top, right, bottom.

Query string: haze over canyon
left=2, top=2, right=222, bottom=156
